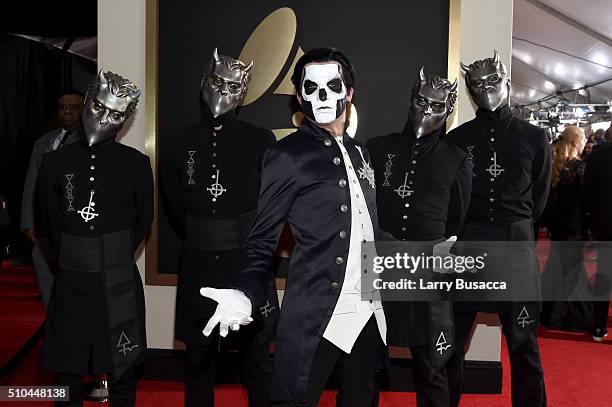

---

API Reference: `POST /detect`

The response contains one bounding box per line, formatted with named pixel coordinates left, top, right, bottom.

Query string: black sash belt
left=58, top=230, right=145, bottom=380
left=185, top=211, right=257, bottom=251
left=59, top=231, right=133, bottom=272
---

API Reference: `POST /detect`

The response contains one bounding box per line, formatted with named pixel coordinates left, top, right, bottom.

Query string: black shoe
left=592, top=328, right=608, bottom=342
left=85, top=378, right=108, bottom=402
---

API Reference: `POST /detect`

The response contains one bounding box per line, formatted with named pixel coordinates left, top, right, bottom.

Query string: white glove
left=200, top=288, right=253, bottom=337
left=432, top=235, right=458, bottom=274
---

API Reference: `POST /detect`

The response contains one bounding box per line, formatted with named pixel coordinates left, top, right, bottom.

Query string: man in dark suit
left=367, top=68, right=471, bottom=407
left=445, top=51, right=551, bottom=407
left=21, top=89, right=83, bottom=308
left=38, top=70, right=152, bottom=407
left=584, top=140, right=612, bottom=342
left=160, top=48, right=275, bottom=407
left=201, top=47, right=390, bottom=407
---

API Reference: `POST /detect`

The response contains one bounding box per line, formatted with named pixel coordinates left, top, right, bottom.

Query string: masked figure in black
left=200, top=47, right=391, bottom=407
left=159, top=48, right=276, bottom=407
left=367, top=68, right=471, bottom=407
left=38, top=70, right=153, bottom=406
left=445, top=51, right=551, bottom=407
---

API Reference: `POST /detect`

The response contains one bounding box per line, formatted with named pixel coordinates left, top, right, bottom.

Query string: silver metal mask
left=201, top=48, right=253, bottom=118
left=461, top=50, right=510, bottom=112
left=82, top=70, right=141, bottom=147
left=408, top=67, right=457, bottom=138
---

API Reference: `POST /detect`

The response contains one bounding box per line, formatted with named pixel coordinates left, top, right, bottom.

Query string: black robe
left=367, top=126, right=471, bottom=242
left=445, top=105, right=552, bottom=346
left=445, top=105, right=551, bottom=228
left=159, top=113, right=276, bottom=345
left=367, top=126, right=471, bottom=378
left=233, top=120, right=390, bottom=403
left=38, top=132, right=153, bottom=377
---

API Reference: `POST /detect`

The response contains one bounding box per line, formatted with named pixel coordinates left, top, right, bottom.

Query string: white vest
left=322, top=137, right=387, bottom=354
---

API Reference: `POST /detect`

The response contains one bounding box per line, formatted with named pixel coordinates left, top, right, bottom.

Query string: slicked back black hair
left=291, top=47, right=355, bottom=92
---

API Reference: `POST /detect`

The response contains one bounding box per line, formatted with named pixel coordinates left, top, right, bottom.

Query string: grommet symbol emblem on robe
left=64, top=173, right=76, bottom=211
left=117, top=331, right=139, bottom=356
left=466, top=146, right=476, bottom=177
left=207, top=170, right=227, bottom=202
left=187, top=150, right=196, bottom=185
left=324, top=139, right=332, bottom=146
left=486, top=152, right=505, bottom=178
left=395, top=173, right=414, bottom=198
left=436, top=331, right=451, bottom=355
left=517, top=306, right=535, bottom=328
left=78, top=190, right=99, bottom=222
left=382, top=154, right=395, bottom=186
left=260, top=300, right=276, bottom=317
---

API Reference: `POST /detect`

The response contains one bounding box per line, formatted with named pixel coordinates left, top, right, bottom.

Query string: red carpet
left=0, top=261, right=46, bottom=371
left=2, top=328, right=611, bottom=406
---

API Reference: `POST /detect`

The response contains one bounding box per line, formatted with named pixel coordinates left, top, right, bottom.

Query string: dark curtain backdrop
left=156, top=0, right=450, bottom=276
left=0, top=34, right=96, bottom=255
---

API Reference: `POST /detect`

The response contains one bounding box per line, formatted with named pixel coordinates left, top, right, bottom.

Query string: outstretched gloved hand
left=200, top=287, right=253, bottom=337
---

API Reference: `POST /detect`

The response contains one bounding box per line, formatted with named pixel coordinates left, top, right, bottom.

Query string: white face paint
left=301, top=63, right=347, bottom=124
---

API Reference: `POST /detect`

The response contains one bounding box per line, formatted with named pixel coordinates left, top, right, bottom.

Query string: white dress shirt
left=322, top=137, right=387, bottom=354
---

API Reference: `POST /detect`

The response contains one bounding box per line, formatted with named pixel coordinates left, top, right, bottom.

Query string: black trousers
left=593, top=243, right=612, bottom=331
left=289, top=316, right=383, bottom=407
left=447, top=310, right=547, bottom=407
left=185, top=338, right=272, bottom=407
left=410, top=345, right=449, bottom=407
left=56, top=366, right=137, bottom=407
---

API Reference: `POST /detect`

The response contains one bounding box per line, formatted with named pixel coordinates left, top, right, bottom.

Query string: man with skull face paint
left=159, top=49, right=275, bottom=407
left=367, top=68, right=471, bottom=407
left=37, top=71, right=153, bottom=406
left=200, top=47, right=390, bottom=406
left=445, top=51, right=551, bottom=407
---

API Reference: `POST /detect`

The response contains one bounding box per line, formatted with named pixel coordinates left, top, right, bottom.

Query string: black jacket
left=159, top=114, right=276, bottom=345
left=234, top=119, right=389, bottom=402
left=37, top=133, right=153, bottom=377
left=446, top=105, right=551, bottom=226
left=38, top=132, right=153, bottom=251
left=446, top=106, right=552, bottom=318
left=367, top=126, right=470, bottom=348
left=584, top=143, right=612, bottom=240
left=367, top=126, right=471, bottom=242
left=549, top=158, right=586, bottom=240
left=160, top=114, right=275, bottom=236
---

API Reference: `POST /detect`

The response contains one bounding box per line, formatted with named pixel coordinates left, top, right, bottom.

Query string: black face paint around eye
left=304, top=80, right=318, bottom=95
left=328, top=78, right=343, bottom=93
